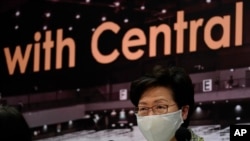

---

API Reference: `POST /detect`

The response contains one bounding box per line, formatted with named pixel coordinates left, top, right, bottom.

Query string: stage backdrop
left=0, top=0, right=249, bottom=96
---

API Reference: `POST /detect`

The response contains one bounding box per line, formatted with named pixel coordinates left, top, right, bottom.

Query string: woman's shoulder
left=188, top=128, right=205, bottom=141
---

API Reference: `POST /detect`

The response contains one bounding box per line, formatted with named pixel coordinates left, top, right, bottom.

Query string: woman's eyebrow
left=138, top=102, right=147, bottom=105
left=154, top=99, right=169, bottom=103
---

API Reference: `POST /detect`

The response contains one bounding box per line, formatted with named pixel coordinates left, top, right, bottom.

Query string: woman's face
left=138, top=86, right=189, bottom=119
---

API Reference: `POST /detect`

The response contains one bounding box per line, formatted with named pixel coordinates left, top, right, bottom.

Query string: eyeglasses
left=135, top=104, right=176, bottom=116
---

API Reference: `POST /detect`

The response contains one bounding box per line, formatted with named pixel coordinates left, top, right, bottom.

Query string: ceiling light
left=195, top=106, right=202, bottom=113
left=124, top=18, right=129, bottom=23
left=114, top=2, right=120, bottom=7
left=68, top=26, right=73, bottom=31
left=68, top=120, right=73, bottom=126
left=33, top=131, right=38, bottom=136
left=84, top=114, right=90, bottom=119
left=56, top=124, right=61, bottom=133
left=206, top=0, right=212, bottom=3
left=111, top=110, right=117, bottom=116
left=15, top=11, right=20, bottom=17
left=140, top=5, right=145, bottom=10
left=45, top=12, right=51, bottom=18
left=236, top=116, right=241, bottom=121
left=43, top=125, right=48, bottom=132
left=101, top=16, right=107, bottom=21
left=161, top=9, right=167, bottom=14
left=14, top=25, right=19, bottom=30
left=235, top=104, right=242, bottom=112
left=76, top=88, right=80, bottom=92
left=75, top=14, right=81, bottom=19
left=129, top=110, right=134, bottom=115
left=43, top=25, right=48, bottom=30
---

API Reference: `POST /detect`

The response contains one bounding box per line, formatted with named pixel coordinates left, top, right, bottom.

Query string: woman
left=129, top=66, right=204, bottom=141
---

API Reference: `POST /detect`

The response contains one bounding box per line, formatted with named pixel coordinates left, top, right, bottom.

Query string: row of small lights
left=33, top=109, right=135, bottom=137
left=12, top=0, right=212, bottom=31
left=196, top=104, right=243, bottom=111
left=85, top=109, right=135, bottom=117
left=195, top=104, right=243, bottom=121
left=33, top=120, right=73, bottom=136
left=194, top=66, right=250, bottom=72
left=88, top=110, right=135, bottom=128
left=198, top=100, right=229, bottom=106
left=14, top=12, right=129, bottom=31
left=34, top=122, right=134, bottom=136
left=11, top=0, right=132, bottom=31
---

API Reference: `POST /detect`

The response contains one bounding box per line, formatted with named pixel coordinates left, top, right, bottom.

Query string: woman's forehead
left=139, top=86, right=175, bottom=104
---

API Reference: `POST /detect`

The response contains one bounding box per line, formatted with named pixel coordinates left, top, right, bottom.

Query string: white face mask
left=136, top=110, right=183, bottom=141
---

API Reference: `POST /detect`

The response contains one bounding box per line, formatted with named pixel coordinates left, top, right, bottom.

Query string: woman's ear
left=181, top=105, right=189, bottom=120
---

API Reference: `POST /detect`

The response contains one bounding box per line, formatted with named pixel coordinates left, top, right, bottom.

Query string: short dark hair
left=129, top=66, right=194, bottom=127
left=0, top=105, right=32, bottom=141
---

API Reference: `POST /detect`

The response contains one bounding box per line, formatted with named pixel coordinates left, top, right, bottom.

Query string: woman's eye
left=156, top=105, right=166, bottom=109
left=139, top=107, right=147, bottom=111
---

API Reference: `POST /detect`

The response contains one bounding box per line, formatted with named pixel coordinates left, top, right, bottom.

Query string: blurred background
left=0, top=0, right=249, bottom=140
